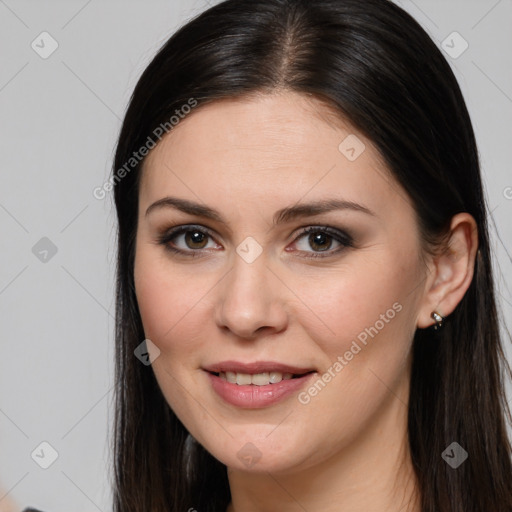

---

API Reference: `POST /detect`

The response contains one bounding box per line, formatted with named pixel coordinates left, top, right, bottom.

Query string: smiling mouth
left=204, top=365, right=317, bottom=408
left=208, top=370, right=315, bottom=386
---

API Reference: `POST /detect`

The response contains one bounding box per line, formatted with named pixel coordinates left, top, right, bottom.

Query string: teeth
left=252, top=372, right=270, bottom=385
left=225, top=371, right=237, bottom=383
left=218, top=371, right=296, bottom=386
left=236, top=373, right=252, bottom=385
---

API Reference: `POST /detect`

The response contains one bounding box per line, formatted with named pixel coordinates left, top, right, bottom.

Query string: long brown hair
left=110, top=0, right=512, bottom=510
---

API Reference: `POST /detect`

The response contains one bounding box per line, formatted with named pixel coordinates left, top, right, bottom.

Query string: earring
left=431, top=311, right=444, bottom=330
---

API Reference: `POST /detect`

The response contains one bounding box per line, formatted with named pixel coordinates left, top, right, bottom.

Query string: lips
left=205, top=371, right=316, bottom=408
left=202, top=360, right=317, bottom=408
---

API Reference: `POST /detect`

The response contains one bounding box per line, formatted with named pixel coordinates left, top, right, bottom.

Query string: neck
left=226, top=375, right=420, bottom=512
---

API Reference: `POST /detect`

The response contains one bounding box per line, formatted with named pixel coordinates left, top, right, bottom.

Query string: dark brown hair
left=110, top=0, right=512, bottom=510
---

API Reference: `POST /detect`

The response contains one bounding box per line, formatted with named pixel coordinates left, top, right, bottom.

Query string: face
left=134, top=91, right=429, bottom=474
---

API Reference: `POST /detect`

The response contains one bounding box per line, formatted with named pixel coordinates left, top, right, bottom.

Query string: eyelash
left=155, top=224, right=354, bottom=259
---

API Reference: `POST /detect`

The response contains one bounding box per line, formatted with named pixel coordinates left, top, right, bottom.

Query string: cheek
left=288, top=257, right=419, bottom=450
left=133, top=251, right=212, bottom=423
left=295, top=254, right=417, bottom=359
left=134, top=247, right=217, bottom=362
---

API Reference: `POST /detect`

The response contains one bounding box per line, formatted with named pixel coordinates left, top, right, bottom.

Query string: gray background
left=0, top=1, right=511, bottom=511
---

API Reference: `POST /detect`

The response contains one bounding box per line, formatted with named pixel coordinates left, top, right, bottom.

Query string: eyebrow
left=145, top=196, right=376, bottom=225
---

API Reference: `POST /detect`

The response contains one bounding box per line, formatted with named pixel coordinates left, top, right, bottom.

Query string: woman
left=110, top=0, right=512, bottom=511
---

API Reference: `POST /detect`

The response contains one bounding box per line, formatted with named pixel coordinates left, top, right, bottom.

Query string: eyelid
left=169, top=224, right=217, bottom=239
left=291, top=225, right=352, bottom=242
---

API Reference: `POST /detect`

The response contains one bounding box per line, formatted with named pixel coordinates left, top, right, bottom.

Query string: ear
left=416, top=212, right=479, bottom=329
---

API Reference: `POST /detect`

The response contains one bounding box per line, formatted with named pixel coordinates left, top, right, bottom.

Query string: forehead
left=139, top=92, right=410, bottom=219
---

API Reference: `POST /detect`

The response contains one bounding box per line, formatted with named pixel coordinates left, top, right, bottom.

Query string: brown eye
left=157, top=225, right=220, bottom=256
left=184, top=230, right=209, bottom=249
left=291, top=226, right=354, bottom=258
left=307, top=232, right=333, bottom=252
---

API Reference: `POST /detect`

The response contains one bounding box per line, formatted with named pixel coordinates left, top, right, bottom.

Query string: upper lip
left=202, top=360, right=315, bottom=375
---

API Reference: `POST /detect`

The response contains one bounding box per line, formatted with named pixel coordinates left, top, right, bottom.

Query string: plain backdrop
left=0, top=1, right=511, bottom=511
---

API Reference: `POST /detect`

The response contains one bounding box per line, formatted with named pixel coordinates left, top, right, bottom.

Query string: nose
left=214, top=252, right=288, bottom=340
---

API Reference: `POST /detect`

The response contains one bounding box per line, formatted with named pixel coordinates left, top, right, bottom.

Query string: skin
left=133, top=91, right=478, bottom=512
left=0, top=491, right=17, bottom=512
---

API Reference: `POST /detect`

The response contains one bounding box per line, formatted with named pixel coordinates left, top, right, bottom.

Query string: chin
left=198, top=432, right=316, bottom=475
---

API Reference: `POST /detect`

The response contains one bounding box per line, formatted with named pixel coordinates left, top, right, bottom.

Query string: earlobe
left=416, top=213, right=478, bottom=330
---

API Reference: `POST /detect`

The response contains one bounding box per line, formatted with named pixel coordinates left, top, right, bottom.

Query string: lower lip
left=205, top=371, right=316, bottom=409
